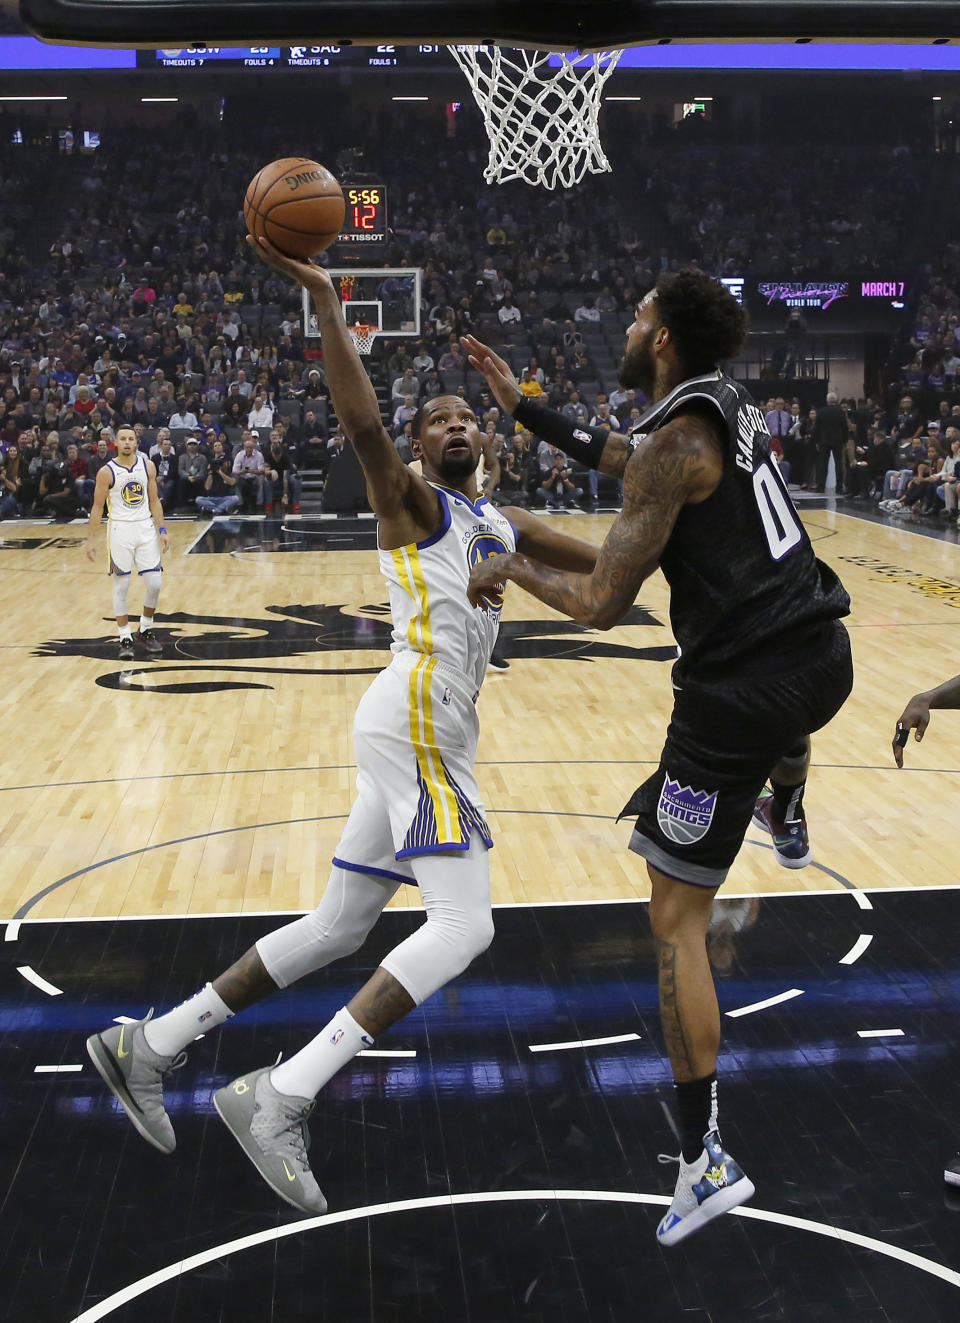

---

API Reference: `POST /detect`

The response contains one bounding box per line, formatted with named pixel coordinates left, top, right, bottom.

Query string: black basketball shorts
left=622, top=620, right=853, bottom=888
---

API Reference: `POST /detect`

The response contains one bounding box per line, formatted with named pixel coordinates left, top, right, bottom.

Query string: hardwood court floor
left=0, top=506, right=958, bottom=923
left=3, top=504, right=960, bottom=1323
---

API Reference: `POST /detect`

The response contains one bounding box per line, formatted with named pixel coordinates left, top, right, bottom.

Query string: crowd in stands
left=0, top=103, right=951, bottom=525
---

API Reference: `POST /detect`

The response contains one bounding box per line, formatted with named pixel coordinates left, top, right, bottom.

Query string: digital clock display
left=340, top=183, right=387, bottom=246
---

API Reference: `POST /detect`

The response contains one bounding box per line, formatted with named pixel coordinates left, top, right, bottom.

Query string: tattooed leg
left=347, top=968, right=416, bottom=1037
left=647, top=866, right=720, bottom=1083
left=212, top=949, right=415, bottom=1033
left=213, top=946, right=280, bottom=1012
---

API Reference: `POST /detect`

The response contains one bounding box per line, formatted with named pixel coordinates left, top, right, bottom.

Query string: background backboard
left=301, top=267, right=422, bottom=340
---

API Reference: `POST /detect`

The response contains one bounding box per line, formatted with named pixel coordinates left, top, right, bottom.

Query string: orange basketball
left=243, top=157, right=345, bottom=260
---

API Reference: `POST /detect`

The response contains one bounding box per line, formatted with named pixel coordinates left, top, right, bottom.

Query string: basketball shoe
left=86, top=1013, right=185, bottom=1153
left=214, top=1066, right=328, bottom=1216
left=133, top=628, right=162, bottom=655
left=751, top=786, right=812, bottom=868
left=656, top=1130, right=755, bottom=1247
left=945, top=1156, right=960, bottom=1186
left=118, top=635, right=134, bottom=660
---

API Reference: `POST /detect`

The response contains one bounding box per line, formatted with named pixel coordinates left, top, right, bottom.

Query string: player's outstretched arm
left=500, top=505, right=599, bottom=574
left=247, top=236, right=415, bottom=521
left=469, top=416, right=721, bottom=626
left=462, top=332, right=630, bottom=478
left=893, top=671, right=960, bottom=767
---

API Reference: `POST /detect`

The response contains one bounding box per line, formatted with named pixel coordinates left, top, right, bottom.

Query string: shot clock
left=339, top=183, right=388, bottom=247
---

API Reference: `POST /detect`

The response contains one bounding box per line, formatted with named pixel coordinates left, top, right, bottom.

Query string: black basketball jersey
left=627, top=371, right=850, bottom=679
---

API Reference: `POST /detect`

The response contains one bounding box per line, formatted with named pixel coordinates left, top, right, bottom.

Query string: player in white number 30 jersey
left=85, top=238, right=600, bottom=1217
left=85, top=425, right=169, bottom=659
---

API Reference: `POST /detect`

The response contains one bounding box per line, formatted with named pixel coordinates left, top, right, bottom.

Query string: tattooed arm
left=468, top=414, right=723, bottom=628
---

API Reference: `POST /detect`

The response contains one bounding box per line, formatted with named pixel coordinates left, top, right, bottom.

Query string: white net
left=347, top=324, right=378, bottom=356
left=448, top=46, right=623, bottom=190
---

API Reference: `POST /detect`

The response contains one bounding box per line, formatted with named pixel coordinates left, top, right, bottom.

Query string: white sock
left=142, top=982, right=234, bottom=1057
left=270, top=1006, right=373, bottom=1100
left=118, top=623, right=132, bottom=640
left=139, top=614, right=154, bottom=634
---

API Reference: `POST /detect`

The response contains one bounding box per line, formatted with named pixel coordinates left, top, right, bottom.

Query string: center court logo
left=657, top=775, right=718, bottom=845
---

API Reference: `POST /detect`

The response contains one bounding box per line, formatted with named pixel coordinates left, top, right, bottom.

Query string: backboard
left=301, top=268, right=422, bottom=340
left=21, top=1, right=960, bottom=49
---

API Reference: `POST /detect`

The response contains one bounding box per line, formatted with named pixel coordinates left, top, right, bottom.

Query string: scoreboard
left=339, top=184, right=388, bottom=247
left=142, top=45, right=453, bottom=69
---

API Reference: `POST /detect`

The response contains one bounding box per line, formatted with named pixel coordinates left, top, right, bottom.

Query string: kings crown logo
left=656, top=776, right=718, bottom=846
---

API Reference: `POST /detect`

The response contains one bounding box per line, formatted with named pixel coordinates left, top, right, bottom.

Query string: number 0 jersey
left=627, top=372, right=850, bottom=679
left=380, top=483, right=517, bottom=694
left=105, top=454, right=153, bottom=524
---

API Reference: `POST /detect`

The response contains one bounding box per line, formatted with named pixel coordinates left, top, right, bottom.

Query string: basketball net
left=448, top=47, right=623, bottom=190
left=347, top=324, right=378, bottom=356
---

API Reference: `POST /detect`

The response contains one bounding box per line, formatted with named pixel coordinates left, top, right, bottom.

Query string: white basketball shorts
left=333, top=650, right=493, bottom=882
left=108, top=520, right=162, bottom=576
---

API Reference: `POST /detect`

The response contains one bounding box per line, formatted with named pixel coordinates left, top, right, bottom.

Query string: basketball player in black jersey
left=464, top=270, right=852, bottom=1246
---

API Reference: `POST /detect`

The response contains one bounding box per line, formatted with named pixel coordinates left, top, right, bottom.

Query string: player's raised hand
left=892, top=691, right=931, bottom=767
left=460, top=335, right=524, bottom=414
left=246, top=234, right=334, bottom=297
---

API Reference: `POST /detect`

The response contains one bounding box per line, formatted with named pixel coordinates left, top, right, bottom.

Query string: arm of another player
left=500, top=504, right=599, bottom=573
left=892, top=671, right=960, bottom=767
left=480, top=435, right=500, bottom=497
left=84, top=466, right=113, bottom=561
left=469, top=415, right=721, bottom=627
left=145, top=459, right=170, bottom=553
left=462, top=333, right=632, bottom=477
left=247, top=236, right=423, bottom=526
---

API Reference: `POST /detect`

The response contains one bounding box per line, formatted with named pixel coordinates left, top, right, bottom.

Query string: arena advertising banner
left=721, top=276, right=910, bottom=325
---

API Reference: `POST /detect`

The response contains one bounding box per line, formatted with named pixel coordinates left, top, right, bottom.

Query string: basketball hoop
left=348, top=324, right=378, bottom=356
left=448, top=47, right=623, bottom=190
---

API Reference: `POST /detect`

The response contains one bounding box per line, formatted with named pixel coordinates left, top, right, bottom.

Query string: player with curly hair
left=464, top=269, right=853, bottom=1246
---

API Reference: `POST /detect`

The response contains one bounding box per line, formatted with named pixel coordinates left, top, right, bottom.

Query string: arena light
left=605, top=95, right=643, bottom=100
left=392, top=95, right=428, bottom=101
left=0, top=94, right=67, bottom=100
left=140, top=96, right=179, bottom=102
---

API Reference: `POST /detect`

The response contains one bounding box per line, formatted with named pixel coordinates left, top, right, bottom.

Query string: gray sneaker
left=214, top=1066, right=327, bottom=1216
left=86, top=1014, right=184, bottom=1154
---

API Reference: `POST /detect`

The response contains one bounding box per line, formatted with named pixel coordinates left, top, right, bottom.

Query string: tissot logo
left=35, top=604, right=674, bottom=695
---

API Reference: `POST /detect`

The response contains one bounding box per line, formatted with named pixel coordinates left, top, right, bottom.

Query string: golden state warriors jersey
left=106, top=455, right=152, bottom=524
left=381, top=484, right=517, bottom=693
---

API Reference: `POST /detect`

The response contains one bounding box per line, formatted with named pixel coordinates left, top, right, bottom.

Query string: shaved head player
left=86, top=238, right=602, bottom=1217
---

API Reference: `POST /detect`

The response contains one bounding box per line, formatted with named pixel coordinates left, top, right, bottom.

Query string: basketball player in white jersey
left=86, top=238, right=600, bottom=1217
left=85, top=425, right=169, bottom=658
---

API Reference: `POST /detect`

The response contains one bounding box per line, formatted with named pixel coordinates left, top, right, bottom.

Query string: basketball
left=243, top=157, right=345, bottom=259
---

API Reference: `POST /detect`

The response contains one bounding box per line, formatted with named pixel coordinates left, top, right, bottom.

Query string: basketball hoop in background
left=347, top=324, right=378, bottom=356
left=448, top=47, right=623, bottom=190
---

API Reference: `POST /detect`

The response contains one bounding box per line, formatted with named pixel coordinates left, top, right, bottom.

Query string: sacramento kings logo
left=657, top=775, right=718, bottom=845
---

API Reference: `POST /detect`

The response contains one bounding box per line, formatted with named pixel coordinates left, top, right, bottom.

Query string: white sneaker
left=656, top=1130, right=755, bottom=1247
